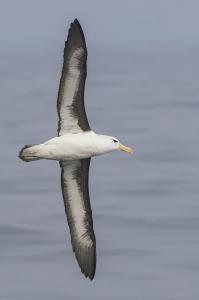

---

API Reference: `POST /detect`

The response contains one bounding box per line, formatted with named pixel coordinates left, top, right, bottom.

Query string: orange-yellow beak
left=118, top=143, right=134, bottom=154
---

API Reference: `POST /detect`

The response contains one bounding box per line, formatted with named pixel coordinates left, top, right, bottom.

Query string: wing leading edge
left=57, top=19, right=90, bottom=135
left=60, top=158, right=96, bottom=280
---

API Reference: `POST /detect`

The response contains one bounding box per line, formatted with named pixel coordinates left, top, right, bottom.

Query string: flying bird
left=19, top=19, right=133, bottom=280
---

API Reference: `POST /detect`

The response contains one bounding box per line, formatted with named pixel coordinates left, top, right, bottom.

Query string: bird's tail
left=19, top=145, right=41, bottom=162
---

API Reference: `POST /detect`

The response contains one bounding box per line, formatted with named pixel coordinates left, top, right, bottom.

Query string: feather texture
left=57, top=19, right=90, bottom=135
left=60, top=158, right=96, bottom=280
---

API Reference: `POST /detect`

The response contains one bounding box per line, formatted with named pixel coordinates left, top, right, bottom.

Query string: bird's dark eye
left=112, top=139, right=118, bottom=143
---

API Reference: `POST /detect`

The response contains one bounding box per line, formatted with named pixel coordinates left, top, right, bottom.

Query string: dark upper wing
left=60, top=158, right=96, bottom=280
left=57, top=19, right=90, bottom=135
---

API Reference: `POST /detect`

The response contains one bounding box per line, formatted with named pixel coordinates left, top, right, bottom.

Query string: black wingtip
left=66, top=18, right=86, bottom=50
left=88, top=270, right=95, bottom=281
left=86, top=246, right=96, bottom=281
left=73, top=241, right=96, bottom=281
left=89, top=250, right=96, bottom=281
left=86, top=260, right=96, bottom=281
left=70, top=18, right=82, bottom=30
left=74, top=18, right=80, bottom=24
left=70, top=18, right=85, bottom=36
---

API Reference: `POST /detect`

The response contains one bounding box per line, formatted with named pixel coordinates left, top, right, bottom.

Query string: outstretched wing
left=60, top=158, right=96, bottom=280
left=57, top=19, right=90, bottom=135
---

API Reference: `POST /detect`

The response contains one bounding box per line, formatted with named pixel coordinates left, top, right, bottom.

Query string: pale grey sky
left=1, top=1, right=199, bottom=299
left=0, top=0, right=199, bottom=55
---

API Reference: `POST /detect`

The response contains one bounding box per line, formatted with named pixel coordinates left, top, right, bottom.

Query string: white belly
left=34, top=131, right=102, bottom=161
left=37, top=144, right=95, bottom=160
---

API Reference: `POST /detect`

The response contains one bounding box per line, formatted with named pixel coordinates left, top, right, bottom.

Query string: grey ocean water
left=1, top=49, right=199, bottom=300
left=1, top=1, right=199, bottom=298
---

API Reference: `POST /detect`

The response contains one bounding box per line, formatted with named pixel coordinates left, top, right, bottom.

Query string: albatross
left=19, top=19, right=133, bottom=280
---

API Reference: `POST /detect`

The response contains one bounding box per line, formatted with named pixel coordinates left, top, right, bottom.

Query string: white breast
left=35, top=131, right=97, bottom=160
left=31, top=131, right=116, bottom=161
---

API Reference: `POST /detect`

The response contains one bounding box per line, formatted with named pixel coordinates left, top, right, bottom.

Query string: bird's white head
left=96, top=134, right=134, bottom=155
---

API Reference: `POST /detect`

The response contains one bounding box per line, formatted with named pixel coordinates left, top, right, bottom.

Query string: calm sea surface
left=1, top=50, right=199, bottom=299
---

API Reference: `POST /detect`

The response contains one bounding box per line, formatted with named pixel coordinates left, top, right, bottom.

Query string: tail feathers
left=19, top=144, right=41, bottom=162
